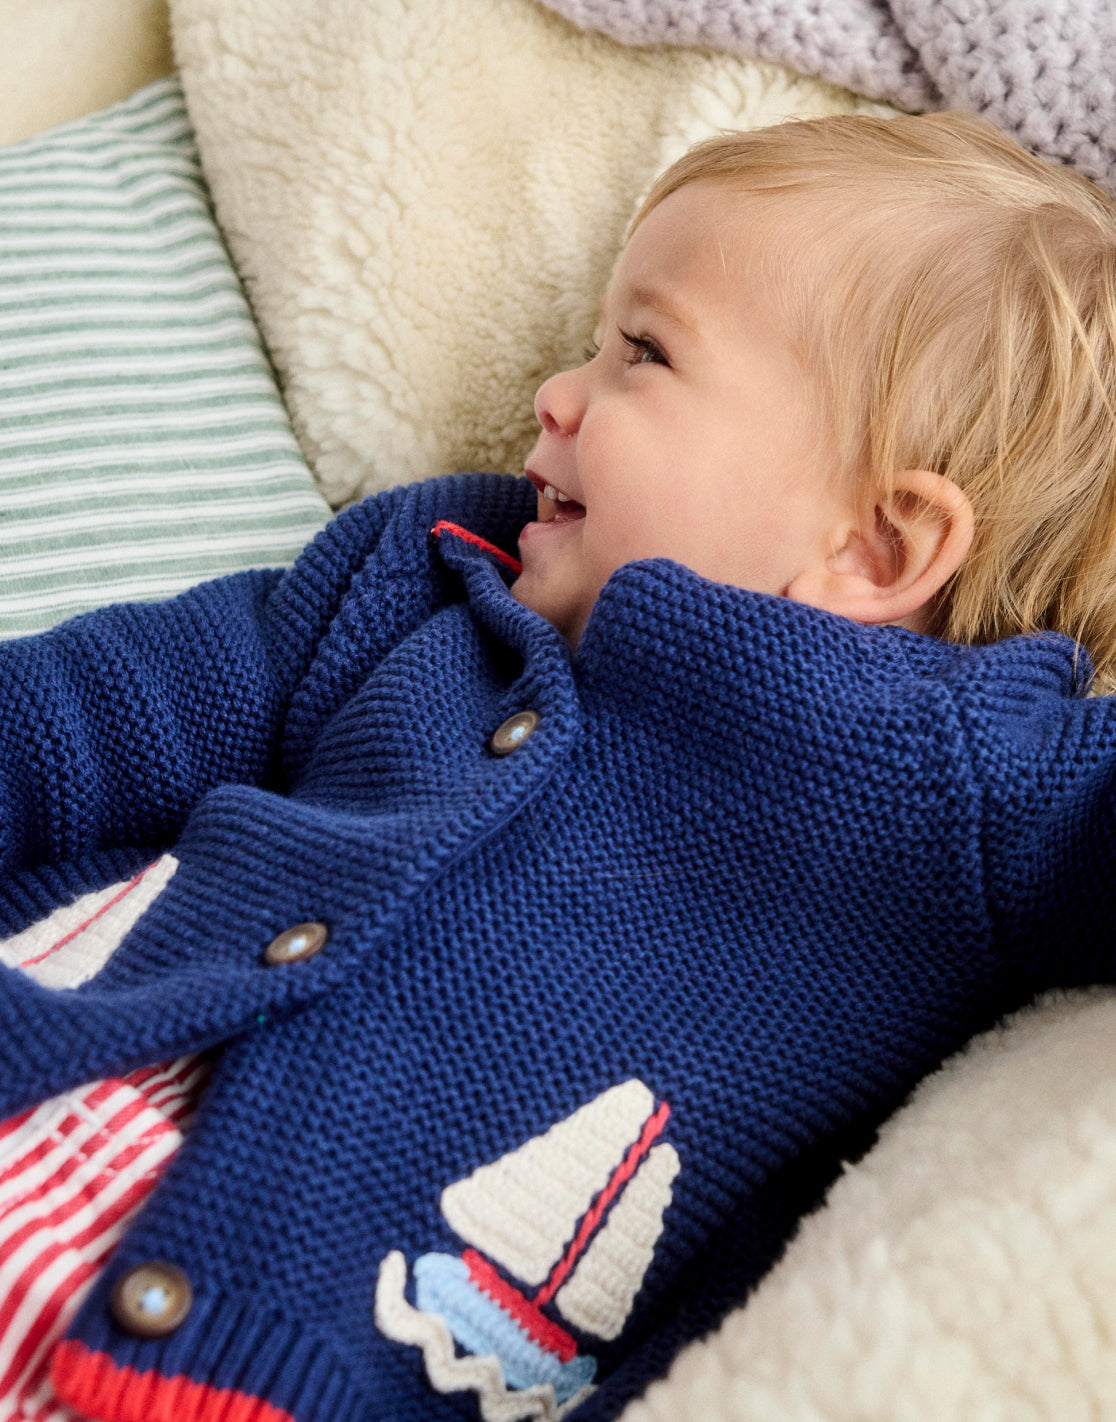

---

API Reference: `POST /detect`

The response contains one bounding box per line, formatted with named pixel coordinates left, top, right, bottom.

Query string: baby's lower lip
left=520, top=510, right=585, bottom=541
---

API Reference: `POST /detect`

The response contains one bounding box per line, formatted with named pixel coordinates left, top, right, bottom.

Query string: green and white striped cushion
left=0, top=77, right=330, bottom=637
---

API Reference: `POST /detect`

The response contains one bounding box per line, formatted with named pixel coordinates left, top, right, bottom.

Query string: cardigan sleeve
left=0, top=473, right=532, bottom=1111
left=0, top=490, right=403, bottom=877
left=953, top=638, right=1116, bottom=991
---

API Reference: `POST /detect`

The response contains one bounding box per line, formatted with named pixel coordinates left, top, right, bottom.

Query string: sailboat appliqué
left=374, top=1079, right=680, bottom=1421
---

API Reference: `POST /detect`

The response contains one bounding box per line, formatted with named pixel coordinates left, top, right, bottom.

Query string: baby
left=515, top=111, right=1116, bottom=679
left=2, top=112, right=1116, bottom=1422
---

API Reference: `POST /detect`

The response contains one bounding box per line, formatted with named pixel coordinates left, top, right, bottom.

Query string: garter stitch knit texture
left=1, top=470, right=1115, bottom=1421
left=539, top=0, right=1116, bottom=195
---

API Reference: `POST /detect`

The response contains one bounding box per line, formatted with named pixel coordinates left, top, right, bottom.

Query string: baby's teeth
left=543, top=484, right=573, bottom=503
left=557, top=491, right=571, bottom=502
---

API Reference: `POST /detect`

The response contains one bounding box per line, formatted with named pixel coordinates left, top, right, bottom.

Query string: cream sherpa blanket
left=170, top=0, right=892, bottom=506
left=164, top=2, right=1116, bottom=1416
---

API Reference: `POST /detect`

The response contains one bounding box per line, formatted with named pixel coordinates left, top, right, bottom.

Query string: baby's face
left=511, top=181, right=846, bottom=648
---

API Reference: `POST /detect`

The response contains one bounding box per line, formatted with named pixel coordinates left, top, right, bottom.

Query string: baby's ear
left=787, top=471, right=974, bottom=628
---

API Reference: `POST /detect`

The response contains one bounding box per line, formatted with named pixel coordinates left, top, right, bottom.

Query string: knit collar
left=433, top=517, right=911, bottom=717
left=430, top=512, right=1089, bottom=720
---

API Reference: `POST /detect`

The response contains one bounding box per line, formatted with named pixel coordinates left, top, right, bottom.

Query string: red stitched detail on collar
left=430, top=521, right=522, bottom=575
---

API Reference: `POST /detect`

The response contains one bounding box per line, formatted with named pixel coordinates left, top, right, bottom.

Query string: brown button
left=110, top=1261, right=193, bottom=1337
left=490, top=710, right=541, bottom=756
left=264, top=921, right=329, bottom=964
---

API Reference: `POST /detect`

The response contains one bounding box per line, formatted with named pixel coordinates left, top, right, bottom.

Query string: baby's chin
left=510, top=573, right=586, bottom=650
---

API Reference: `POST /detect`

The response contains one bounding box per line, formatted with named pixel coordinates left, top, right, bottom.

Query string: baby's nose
left=534, top=368, right=584, bottom=437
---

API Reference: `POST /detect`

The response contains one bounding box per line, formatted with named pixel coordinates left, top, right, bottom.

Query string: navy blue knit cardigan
left=0, top=472, right=1113, bottom=1422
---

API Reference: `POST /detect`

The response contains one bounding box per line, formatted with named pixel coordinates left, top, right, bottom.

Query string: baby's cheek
left=582, top=518, right=639, bottom=585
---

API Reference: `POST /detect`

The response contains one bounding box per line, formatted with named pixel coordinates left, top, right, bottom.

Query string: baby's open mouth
left=527, top=471, right=586, bottom=523
left=541, top=484, right=586, bottom=522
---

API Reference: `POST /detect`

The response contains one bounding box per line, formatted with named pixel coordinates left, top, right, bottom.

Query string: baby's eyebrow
left=600, top=281, right=698, bottom=335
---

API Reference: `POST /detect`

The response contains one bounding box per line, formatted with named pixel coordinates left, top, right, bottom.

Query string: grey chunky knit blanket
left=538, top=0, right=1116, bottom=194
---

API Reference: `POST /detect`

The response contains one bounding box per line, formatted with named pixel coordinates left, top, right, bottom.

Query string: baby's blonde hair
left=634, top=114, right=1116, bottom=685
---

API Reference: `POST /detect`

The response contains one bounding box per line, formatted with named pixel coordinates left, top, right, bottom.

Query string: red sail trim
left=18, top=866, right=152, bottom=967
left=50, top=1340, right=297, bottom=1422
left=535, top=1101, right=671, bottom=1309
left=463, top=1249, right=578, bottom=1363
left=429, top=521, right=523, bottom=574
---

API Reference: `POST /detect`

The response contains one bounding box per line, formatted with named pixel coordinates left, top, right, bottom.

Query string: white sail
left=440, top=1080, right=655, bottom=1287
left=0, top=854, right=177, bottom=989
left=554, top=1143, right=680, bottom=1339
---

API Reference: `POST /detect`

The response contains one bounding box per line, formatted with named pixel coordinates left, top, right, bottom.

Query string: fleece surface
left=169, top=0, right=890, bottom=506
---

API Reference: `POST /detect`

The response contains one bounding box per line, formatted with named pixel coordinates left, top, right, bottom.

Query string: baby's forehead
left=608, top=180, right=845, bottom=324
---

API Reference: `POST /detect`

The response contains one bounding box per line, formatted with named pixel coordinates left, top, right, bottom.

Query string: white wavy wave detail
left=374, top=1251, right=595, bottom=1422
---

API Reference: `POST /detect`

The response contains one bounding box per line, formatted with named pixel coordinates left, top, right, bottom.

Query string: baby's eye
left=620, top=330, right=670, bottom=367
left=582, top=340, right=600, bottom=363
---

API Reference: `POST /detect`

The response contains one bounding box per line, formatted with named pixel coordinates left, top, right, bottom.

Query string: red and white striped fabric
left=0, top=860, right=208, bottom=1421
